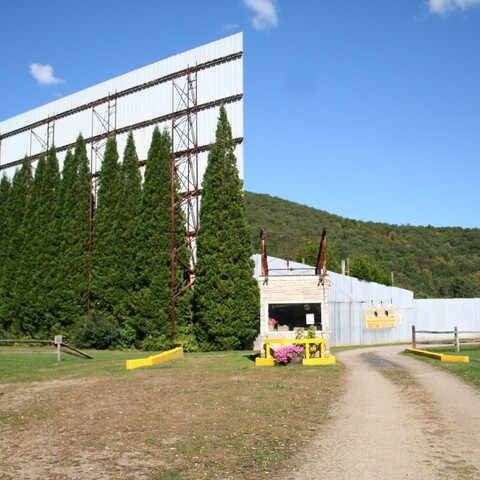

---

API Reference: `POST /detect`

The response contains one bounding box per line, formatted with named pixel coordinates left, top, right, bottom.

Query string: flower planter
left=289, top=356, right=303, bottom=365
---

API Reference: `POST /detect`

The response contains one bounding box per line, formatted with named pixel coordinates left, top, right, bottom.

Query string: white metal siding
left=252, top=256, right=479, bottom=346
left=0, top=33, right=243, bottom=181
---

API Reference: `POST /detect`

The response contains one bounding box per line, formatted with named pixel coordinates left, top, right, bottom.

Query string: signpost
left=54, top=335, right=63, bottom=361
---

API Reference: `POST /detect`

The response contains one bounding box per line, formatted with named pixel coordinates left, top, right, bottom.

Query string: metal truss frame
left=260, top=229, right=328, bottom=277
left=170, top=68, right=199, bottom=340
left=0, top=50, right=244, bottom=333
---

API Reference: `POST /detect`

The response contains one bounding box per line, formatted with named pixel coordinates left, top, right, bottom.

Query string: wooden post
left=54, top=335, right=62, bottom=362
left=454, top=326, right=460, bottom=353
left=412, top=325, right=416, bottom=349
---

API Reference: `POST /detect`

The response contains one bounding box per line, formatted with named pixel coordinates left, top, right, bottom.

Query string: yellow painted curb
left=405, top=348, right=469, bottom=363
left=303, top=355, right=336, bottom=365
left=126, top=347, right=184, bottom=370
left=255, top=357, right=275, bottom=366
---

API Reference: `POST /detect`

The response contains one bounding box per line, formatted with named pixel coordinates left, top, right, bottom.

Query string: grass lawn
left=0, top=346, right=155, bottom=383
left=404, top=344, right=480, bottom=390
left=0, top=348, right=345, bottom=480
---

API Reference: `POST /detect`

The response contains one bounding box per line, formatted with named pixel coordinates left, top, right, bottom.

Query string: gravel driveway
left=290, top=345, right=480, bottom=480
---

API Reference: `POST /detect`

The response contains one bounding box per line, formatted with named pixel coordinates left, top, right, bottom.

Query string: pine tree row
left=0, top=128, right=184, bottom=349
left=0, top=107, right=259, bottom=350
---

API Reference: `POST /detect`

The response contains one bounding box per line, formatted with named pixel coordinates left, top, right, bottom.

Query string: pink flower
left=273, top=345, right=304, bottom=365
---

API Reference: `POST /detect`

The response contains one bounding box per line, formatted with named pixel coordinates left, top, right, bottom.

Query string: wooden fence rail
left=0, top=337, right=93, bottom=360
left=412, top=326, right=480, bottom=353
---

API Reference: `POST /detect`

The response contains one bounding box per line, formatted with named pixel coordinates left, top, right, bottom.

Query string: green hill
left=245, top=191, right=480, bottom=299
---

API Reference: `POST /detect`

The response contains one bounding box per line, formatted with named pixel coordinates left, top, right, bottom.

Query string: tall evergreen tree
left=0, top=175, right=12, bottom=335
left=113, top=131, right=142, bottom=344
left=0, top=159, right=29, bottom=335
left=91, top=134, right=121, bottom=318
left=57, top=137, right=91, bottom=328
left=31, top=148, right=62, bottom=333
left=135, top=127, right=172, bottom=343
left=193, top=105, right=259, bottom=350
left=14, top=154, right=51, bottom=335
left=0, top=175, right=11, bottom=275
left=42, top=147, right=65, bottom=333
left=12, top=150, right=61, bottom=336
left=135, top=127, right=190, bottom=347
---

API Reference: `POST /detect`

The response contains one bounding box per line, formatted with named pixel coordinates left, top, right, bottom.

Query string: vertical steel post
left=260, top=229, right=269, bottom=276
left=170, top=117, right=177, bottom=342
left=315, top=228, right=327, bottom=276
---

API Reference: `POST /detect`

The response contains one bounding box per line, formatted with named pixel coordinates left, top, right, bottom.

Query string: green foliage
left=58, top=137, right=91, bottom=325
left=140, top=334, right=172, bottom=352
left=114, top=132, right=142, bottom=323
left=135, top=127, right=184, bottom=342
left=0, top=174, right=12, bottom=335
left=294, top=325, right=320, bottom=357
left=0, top=158, right=30, bottom=334
left=73, top=316, right=120, bottom=350
left=350, top=254, right=391, bottom=285
left=246, top=192, right=480, bottom=298
left=293, top=240, right=341, bottom=273
left=194, top=106, right=260, bottom=350
left=13, top=149, right=62, bottom=336
left=173, top=323, right=201, bottom=352
left=91, top=134, right=121, bottom=318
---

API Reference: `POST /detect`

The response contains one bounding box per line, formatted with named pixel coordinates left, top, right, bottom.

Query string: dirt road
left=291, top=345, right=480, bottom=480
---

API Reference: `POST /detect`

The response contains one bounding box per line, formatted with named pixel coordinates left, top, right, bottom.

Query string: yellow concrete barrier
left=405, top=348, right=469, bottom=363
left=256, top=338, right=336, bottom=366
left=126, top=347, right=184, bottom=370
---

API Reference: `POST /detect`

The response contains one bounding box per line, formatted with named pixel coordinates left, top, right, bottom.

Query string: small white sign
left=306, top=313, right=315, bottom=325
left=54, top=335, right=63, bottom=345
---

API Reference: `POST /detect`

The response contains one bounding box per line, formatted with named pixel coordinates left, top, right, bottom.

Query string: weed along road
left=290, top=345, right=480, bottom=480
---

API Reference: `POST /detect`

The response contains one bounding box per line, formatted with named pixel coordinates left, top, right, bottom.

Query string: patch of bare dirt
left=0, top=355, right=344, bottom=480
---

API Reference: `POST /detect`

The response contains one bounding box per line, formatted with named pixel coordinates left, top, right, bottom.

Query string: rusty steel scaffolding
left=0, top=51, right=242, bottom=173
left=170, top=68, right=199, bottom=341
left=0, top=50, right=243, bottom=337
left=260, top=229, right=328, bottom=277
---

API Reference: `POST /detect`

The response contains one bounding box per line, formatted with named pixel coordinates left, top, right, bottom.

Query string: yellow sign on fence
left=365, top=308, right=397, bottom=329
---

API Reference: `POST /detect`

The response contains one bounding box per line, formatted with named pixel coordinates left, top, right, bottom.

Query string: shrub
left=173, top=323, right=200, bottom=352
left=73, top=316, right=120, bottom=350
left=140, top=334, right=172, bottom=352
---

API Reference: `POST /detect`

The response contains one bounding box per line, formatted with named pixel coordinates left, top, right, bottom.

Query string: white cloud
left=29, top=63, right=63, bottom=86
left=223, top=22, right=241, bottom=31
left=243, top=0, right=278, bottom=30
left=428, top=0, right=480, bottom=14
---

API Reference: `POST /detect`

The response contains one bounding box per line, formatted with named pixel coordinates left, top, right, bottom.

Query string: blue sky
left=1, top=0, right=479, bottom=228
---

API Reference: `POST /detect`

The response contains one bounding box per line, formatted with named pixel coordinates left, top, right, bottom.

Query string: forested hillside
left=245, top=192, right=480, bottom=299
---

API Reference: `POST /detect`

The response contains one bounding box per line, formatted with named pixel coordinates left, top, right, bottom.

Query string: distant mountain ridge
left=245, top=191, right=480, bottom=299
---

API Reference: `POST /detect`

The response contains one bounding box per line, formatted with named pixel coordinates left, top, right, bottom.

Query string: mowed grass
left=405, top=344, right=480, bottom=390
left=0, top=348, right=345, bottom=480
left=0, top=346, right=156, bottom=383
